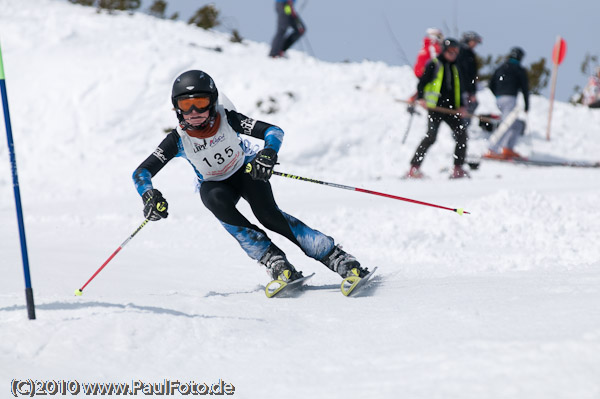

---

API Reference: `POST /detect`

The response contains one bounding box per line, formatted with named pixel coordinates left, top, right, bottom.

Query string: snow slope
left=1, top=0, right=600, bottom=398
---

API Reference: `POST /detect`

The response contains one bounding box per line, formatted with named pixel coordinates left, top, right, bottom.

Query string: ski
left=487, top=107, right=521, bottom=147
left=265, top=273, right=315, bottom=298
left=340, top=267, right=378, bottom=297
left=480, top=156, right=600, bottom=168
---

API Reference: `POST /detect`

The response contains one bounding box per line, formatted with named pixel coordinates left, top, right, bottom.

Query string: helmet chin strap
left=177, top=105, right=217, bottom=131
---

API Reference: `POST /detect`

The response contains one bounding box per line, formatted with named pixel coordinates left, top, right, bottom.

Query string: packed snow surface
left=1, top=1, right=599, bottom=398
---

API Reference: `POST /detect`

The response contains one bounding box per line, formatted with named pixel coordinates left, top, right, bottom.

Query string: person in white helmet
left=413, top=28, right=444, bottom=78
left=406, top=28, right=445, bottom=112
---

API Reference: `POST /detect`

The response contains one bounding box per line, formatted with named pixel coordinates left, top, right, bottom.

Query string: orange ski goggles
left=176, top=96, right=212, bottom=114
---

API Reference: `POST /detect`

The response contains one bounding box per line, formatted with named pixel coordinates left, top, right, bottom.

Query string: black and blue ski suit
left=133, top=104, right=335, bottom=263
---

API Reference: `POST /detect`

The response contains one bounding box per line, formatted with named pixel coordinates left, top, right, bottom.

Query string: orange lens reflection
left=177, top=97, right=211, bottom=112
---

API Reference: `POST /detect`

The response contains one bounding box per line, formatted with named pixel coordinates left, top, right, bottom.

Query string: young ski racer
left=132, top=70, right=369, bottom=286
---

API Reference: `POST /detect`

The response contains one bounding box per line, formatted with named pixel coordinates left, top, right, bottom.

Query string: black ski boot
left=259, top=244, right=303, bottom=282
left=320, top=245, right=369, bottom=278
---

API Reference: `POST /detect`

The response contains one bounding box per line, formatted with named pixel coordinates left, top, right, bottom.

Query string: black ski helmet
left=441, top=38, right=460, bottom=52
left=171, top=70, right=219, bottom=128
left=509, top=47, right=525, bottom=61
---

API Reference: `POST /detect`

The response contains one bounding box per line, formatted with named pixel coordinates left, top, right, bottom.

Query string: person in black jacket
left=405, top=38, right=470, bottom=179
left=456, top=31, right=482, bottom=129
left=484, top=47, right=530, bottom=159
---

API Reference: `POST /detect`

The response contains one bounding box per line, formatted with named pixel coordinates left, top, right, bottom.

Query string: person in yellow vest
left=405, top=38, right=469, bottom=179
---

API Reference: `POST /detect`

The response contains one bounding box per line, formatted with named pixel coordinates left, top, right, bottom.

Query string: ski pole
left=401, top=108, right=415, bottom=144
left=382, top=14, right=410, bottom=65
left=1, top=40, right=36, bottom=319
left=396, top=99, right=498, bottom=124
left=75, top=219, right=149, bottom=296
left=272, top=170, right=469, bottom=215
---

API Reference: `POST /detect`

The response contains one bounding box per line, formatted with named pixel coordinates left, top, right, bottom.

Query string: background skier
left=582, top=66, right=600, bottom=108
left=269, top=0, right=306, bottom=58
left=484, top=47, right=530, bottom=159
left=406, top=28, right=444, bottom=114
left=413, top=28, right=444, bottom=78
left=405, top=38, right=469, bottom=179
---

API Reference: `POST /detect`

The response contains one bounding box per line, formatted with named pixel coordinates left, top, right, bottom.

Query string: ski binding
left=265, top=273, right=315, bottom=298
left=341, top=267, right=378, bottom=296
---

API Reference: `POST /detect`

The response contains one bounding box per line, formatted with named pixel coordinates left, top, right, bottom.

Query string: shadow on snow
left=0, top=301, right=265, bottom=321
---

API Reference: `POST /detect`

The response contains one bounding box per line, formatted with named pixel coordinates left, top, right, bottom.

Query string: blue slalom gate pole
left=0, top=41, right=36, bottom=320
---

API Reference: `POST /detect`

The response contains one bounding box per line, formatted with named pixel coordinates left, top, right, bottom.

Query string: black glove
left=142, top=189, right=168, bottom=221
left=247, top=148, right=277, bottom=181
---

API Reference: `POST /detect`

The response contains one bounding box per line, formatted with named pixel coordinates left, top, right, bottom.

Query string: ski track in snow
left=1, top=1, right=600, bottom=397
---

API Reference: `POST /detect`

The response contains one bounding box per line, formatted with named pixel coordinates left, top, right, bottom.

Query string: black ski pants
left=269, top=2, right=305, bottom=57
left=200, top=167, right=300, bottom=246
left=199, top=167, right=334, bottom=262
left=410, top=111, right=468, bottom=167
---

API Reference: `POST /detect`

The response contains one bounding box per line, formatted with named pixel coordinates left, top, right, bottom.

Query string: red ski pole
left=272, top=170, right=469, bottom=215
left=75, top=219, right=149, bottom=296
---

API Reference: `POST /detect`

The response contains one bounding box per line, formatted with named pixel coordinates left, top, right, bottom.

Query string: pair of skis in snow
left=471, top=155, right=600, bottom=169
left=264, top=267, right=378, bottom=298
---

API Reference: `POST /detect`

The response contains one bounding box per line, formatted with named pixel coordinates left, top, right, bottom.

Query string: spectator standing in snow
left=405, top=38, right=469, bottom=180
left=483, top=47, right=530, bottom=159
left=413, top=28, right=444, bottom=78
left=456, top=31, right=482, bottom=129
left=269, top=0, right=306, bottom=58
left=582, top=66, right=600, bottom=108
left=133, top=70, right=369, bottom=287
left=407, top=28, right=444, bottom=112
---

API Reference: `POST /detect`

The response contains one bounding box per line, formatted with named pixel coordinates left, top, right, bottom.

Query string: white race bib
left=178, top=106, right=245, bottom=181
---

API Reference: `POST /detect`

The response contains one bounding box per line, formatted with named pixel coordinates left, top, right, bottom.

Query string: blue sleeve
left=263, top=126, right=283, bottom=153
left=132, top=131, right=181, bottom=196
left=133, top=168, right=154, bottom=196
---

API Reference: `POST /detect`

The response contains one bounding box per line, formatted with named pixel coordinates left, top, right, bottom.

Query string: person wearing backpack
left=483, top=47, right=530, bottom=159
